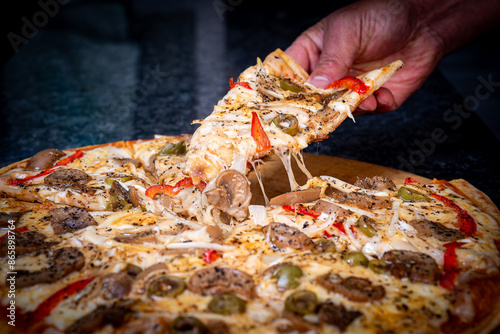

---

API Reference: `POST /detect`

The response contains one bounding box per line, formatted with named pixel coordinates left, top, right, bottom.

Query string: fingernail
left=309, top=75, right=330, bottom=89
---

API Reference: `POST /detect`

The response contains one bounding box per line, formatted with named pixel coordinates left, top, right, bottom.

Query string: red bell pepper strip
left=282, top=204, right=321, bottom=218
left=53, top=150, right=84, bottom=167
left=442, top=241, right=464, bottom=272
left=251, top=112, right=271, bottom=153
left=430, top=194, right=477, bottom=237
left=457, top=211, right=477, bottom=237
left=229, top=78, right=252, bottom=90
left=146, top=184, right=176, bottom=198
left=0, top=226, right=28, bottom=243
left=29, top=276, right=96, bottom=324
left=323, top=230, right=332, bottom=238
left=9, top=150, right=84, bottom=185
left=439, top=241, right=465, bottom=290
left=203, top=249, right=221, bottom=263
left=332, top=222, right=346, bottom=235
left=146, top=178, right=206, bottom=199
left=349, top=225, right=358, bottom=238
left=439, top=271, right=459, bottom=291
left=430, top=194, right=459, bottom=210
left=404, top=177, right=420, bottom=185
left=326, top=76, right=369, bottom=94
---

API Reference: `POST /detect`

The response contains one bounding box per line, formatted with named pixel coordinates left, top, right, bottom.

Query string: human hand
left=286, top=0, right=446, bottom=114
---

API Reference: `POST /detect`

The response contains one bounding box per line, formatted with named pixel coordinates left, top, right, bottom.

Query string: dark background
left=1, top=0, right=499, bottom=204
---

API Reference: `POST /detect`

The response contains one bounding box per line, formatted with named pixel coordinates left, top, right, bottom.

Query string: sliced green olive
left=368, top=259, right=388, bottom=274
left=208, top=294, right=246, bottom=315
left=356, top=215, right=376, bottom=238
left=272, top=264, right=303, bottom=291
left=271, top=114, right=299, bottom=136
left=285, top=290, right=318, bottom=315
left=279, top=79, right=305, bottom=93
left=169, top=316, right=208, bottom=334
left=105, top=176, right=133, bottom=185
left=158, top=141, right=187, bottom=156
left=106, top=195, right=132, bottom=212
left=397, top=186, right=430, bottom=202
left=342, top=252, right=369, bottom=267
left=147, top=275, right=186, bottom=298
left=125, top=263, right=142, bottom=277
left=312, top=238, right=336, bottom=254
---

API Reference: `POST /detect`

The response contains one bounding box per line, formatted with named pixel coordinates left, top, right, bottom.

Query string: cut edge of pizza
left=183, top=48, right=404, bottom=186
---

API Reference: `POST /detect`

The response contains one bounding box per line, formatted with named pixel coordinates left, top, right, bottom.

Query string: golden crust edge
left=449, top=178, right=500, bottom=226
left=445, top=179, right=500, bottom=334
left=263, top=48, right=310, bottom=82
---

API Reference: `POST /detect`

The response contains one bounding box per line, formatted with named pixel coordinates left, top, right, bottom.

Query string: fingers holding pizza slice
left=183, top=48, right=403, bottom=185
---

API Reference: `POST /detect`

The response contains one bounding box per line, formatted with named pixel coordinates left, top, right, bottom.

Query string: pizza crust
left=443, top=273, right=500, bottom=334
left=445, top=178, right=500, bottom=334
left=263, top=48, right=310, bottom=82
left=450, top=178, right=500, bottom=225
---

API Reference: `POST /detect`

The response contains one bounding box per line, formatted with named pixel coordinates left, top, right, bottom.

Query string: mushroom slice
left=102, top=272, right=134, bottom=299
left=15, top=247, right=85, bottom=288
left=354, top=176, right=396, bottom=191
left=205, top=170, right=252, bottom=221
left=317, top=301, right=362, bottom=331
left=277, top=310, right=317, bottom=333
left=114, top=158, right=142, bottom=168
left=313, top=200, right=352, bottom=220
left=381, top=250, right=441, bottom=284
left=44, top=168, right=92, bottom=192
left=128, top=186, right=141, bottom=207
left=269, top=187, right=321, bottom=207
left=49, top=206, right=98, bottom=235
left=0, top=212, right=25, bottom=228
left=188, top=267, right=255, bottom=299
left=267, top=222, right=313, bottom=251
left=330, top=192, right=391, bottom=211
left=65, top=305, right=131, bottom=334
left=117, top=316, right=169, bottom=334
left=316, top=272, right=386, bottom=302
left=26, top=148, right=65, bottom=171
left=114, top=230, right=156, bottom=244
left=206, top=224, right=225, bottom=241
left=108, top=181, right=141, bottom=211
left=407, top=219, right=465, bottom=242
left=0, top=231, right=58, bottom=256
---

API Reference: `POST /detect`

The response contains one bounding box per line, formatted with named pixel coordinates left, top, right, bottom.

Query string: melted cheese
left=1, top=54, right=499, bottom=333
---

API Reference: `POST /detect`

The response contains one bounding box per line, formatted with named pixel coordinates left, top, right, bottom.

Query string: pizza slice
left=0, top=141, right=156, bottom=211
left=184, top=49, right=403, bottom=187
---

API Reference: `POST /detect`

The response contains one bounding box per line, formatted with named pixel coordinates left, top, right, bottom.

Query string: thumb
left=308, top=15, right=359, bottom=88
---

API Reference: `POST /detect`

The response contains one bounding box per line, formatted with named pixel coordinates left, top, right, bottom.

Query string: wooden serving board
left=248, top=153, right=430, bottom=205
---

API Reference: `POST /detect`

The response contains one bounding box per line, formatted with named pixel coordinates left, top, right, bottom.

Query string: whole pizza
left=1, top=49, right=499, bottom=334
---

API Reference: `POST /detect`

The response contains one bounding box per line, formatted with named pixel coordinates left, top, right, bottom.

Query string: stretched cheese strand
left=276, top=150, right=299, bottom=191
left=250, top=160, right=269, bottom=206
